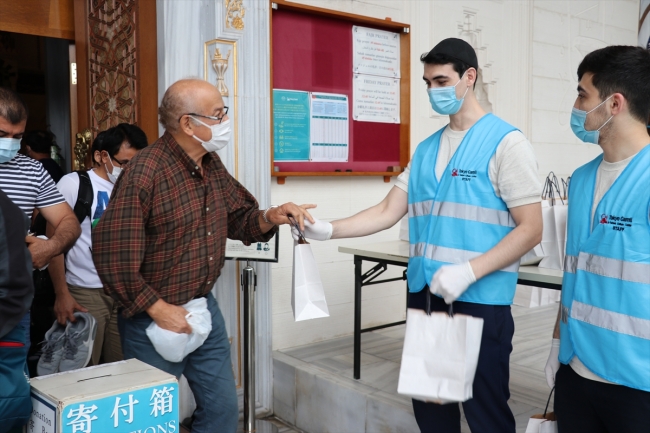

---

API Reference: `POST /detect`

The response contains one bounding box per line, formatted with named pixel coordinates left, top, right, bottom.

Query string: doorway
left=0, top=31, right=75, bottom=174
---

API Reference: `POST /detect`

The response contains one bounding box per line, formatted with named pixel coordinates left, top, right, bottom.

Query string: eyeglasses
left=110, top=155, right=129, bottom=166
left=179, top=106, right=229, bottom=124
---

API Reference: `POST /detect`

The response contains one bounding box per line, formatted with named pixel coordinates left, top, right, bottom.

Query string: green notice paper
left=273, top=90, right=310, bottom=161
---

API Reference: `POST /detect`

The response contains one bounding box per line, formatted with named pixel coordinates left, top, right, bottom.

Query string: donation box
left=27, top=359, right=179, bottom=433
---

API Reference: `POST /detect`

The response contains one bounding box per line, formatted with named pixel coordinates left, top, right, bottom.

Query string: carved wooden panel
left=75, top=0, right=158, bottom=146
left=87, top=0, right=138, bottom=135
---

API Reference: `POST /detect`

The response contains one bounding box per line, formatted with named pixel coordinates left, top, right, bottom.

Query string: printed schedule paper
left=353, top=74, right=400, bottom=123
left=309, top=92, right=349, bottom=162
left=273, top=89, right=310, bottom=161
left=352, top=26, right=400, bottom=78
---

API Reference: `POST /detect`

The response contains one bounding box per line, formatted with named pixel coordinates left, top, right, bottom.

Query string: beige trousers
left=68, top=285, right=123, bottom=366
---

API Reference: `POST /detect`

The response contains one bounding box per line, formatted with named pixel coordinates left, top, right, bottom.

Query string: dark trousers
left=407, top=289, right=516, bottom=433
left=555, top=363, right=650, bottom=433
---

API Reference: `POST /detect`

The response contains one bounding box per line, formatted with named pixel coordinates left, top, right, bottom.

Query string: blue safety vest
left=559, top=144, right=650, bottom=391
left=407, top=114, right=520, bottom=304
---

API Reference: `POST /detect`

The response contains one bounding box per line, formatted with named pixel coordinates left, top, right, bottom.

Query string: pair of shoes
left=36, top=312, right=97, bottom=376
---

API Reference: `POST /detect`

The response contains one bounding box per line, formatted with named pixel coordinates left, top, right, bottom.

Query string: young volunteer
left=544, top=45, right=650, bottom=433
left=295, top=38, right=542, bottom=433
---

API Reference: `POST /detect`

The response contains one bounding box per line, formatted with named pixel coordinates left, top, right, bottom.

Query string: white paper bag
left=521, top=244, right=545, bottom=265
left=398, top=214, right=409, bottom=241
left=525, top=415, right=557, bottom=433
left=397, top=308, right=484, bottom=404
left=525, top=389, right=557, bottom=433
left=145, top=297, right=212, bottom=362
left=539, top=201, right=567, bottom=270
left=292, top=242, right=330, bottom=321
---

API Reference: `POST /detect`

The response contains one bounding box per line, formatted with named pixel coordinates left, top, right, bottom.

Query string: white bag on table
left=397, top=299, right=484, bottom=404
left=539, top=173, right=568, bottom=270
left=292, top=241, right=330, bottom=321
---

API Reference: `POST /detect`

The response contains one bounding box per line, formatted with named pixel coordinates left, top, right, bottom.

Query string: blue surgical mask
left=0, top=137, right=21, bottom=164
left=570, top=96, right=613, bottom=144
left=427, top=72, right=470, bottom=115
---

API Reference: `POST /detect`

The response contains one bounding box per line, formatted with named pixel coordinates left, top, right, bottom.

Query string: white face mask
left=191, top=117, right=231, bottom=152
left=104, top=159, right=122, bottom=184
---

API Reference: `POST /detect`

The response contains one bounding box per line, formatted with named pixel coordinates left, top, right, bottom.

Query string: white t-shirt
left=57, top=169, right=114, bottom=288
left=395, top=127, right=542, bottom=209
left=570, top=153, right=636, bottom=385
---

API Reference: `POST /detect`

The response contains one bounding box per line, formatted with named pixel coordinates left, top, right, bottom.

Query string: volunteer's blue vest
left=407, top=114, right=519, bottom=305
left=559, top=144, right=650, bottom=391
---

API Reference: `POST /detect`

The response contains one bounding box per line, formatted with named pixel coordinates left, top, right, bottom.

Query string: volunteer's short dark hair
left=100, top=123, right=148, bottom=157
left=420, top=53, right=477, bottom=89
left=22, top=130, right=56, bottom=154
left=0, top=87, right=29, bottom=124
left=577, top=45, right=650, bottom=123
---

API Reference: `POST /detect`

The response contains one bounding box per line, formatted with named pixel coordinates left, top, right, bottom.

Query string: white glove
left=429, top=262, right=476, bottom=304
left=544, top=338, right=561, bottom=388
left=291, top=217, right=333, bottom=241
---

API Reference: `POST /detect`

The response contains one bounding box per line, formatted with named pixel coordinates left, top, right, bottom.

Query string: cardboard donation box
left=28, top=359, right=179, bottom=433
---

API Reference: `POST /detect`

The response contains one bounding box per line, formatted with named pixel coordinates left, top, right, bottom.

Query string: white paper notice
left=353, top=74, right=400, bottom=123
left=353, top=26, right=400, bottom=78
left=309, top=93, right=349, bottom=162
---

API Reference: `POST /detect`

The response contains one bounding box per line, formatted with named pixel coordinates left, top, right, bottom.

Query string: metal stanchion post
left=238, top=262, right=278, bottom=433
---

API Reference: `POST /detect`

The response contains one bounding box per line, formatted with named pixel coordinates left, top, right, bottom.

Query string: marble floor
left=274, top=302, right=558, bottom=433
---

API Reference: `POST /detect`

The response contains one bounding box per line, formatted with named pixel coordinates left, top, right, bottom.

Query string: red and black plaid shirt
left=92, top=132, right=276, bottom=317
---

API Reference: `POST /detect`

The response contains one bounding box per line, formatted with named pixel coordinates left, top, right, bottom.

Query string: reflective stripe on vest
left=571, top=300, right=650, bottom=341
left=408, top=201, right=515, bottom=227
left=410, top=242, right=519, bottom=273
left=564, top=252, right=650, bottom=284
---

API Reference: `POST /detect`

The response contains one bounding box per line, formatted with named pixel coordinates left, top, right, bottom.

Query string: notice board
left=270, top=0, right=411, bottom=183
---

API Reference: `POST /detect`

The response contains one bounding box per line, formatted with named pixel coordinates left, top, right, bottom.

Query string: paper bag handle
left=288, top=215, right=309, bottom=244
left=544, top=387, right=554, bottom=417
left=425, top=290, right=453, bottom=317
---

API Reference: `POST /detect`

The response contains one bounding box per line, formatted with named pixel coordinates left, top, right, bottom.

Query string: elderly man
left=0, top=87, right=81, bottom=352
left=92, top=79, right=313, bottom=433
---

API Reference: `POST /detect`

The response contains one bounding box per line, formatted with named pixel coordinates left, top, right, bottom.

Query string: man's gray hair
left=158, top=77, right=204, bottom=133
left=0, top=87, right=29, bottom=124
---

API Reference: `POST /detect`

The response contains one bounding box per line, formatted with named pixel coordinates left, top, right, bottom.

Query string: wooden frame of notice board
left=270, top=0, right=411, bottom=184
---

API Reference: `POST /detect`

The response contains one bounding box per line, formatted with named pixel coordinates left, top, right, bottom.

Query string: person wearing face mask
left=292, top=38, right=543, bottom=433
left=37, top=124, right=147, bottom=374
left=91, top=79, right=314, bottom=433
left=0, top=87, right=81, bottom=356
left=544, top=46, right=650, bottom=433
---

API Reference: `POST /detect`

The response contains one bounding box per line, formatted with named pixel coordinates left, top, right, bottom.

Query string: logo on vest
left=600, top=213, right=632, bottom=232
left=451, top=168, right=477, bottom=181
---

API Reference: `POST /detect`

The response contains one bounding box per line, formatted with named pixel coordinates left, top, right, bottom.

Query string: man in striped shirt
left=0, top=87, right=81, bottom=349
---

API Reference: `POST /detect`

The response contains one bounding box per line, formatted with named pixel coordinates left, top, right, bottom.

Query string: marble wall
left=270, top=0, right=640, bottom=351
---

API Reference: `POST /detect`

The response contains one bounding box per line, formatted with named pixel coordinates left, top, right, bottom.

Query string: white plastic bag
left=398, top=303, right=484, bottom=404
left=292, top=241, right=330, bottom=321
left=146, top=297, right=212, bottom=363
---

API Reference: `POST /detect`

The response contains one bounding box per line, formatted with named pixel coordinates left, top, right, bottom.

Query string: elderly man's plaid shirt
left=92, top=132, right=276, bottom=317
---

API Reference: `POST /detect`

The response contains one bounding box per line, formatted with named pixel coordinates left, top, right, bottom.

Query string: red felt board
left=271, top=7, right=404, bottom=174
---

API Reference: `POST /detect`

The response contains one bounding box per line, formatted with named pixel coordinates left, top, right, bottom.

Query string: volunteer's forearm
left=470, top=203, right=542, bottom=280
left=331, top=186, right=407, bottom=239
